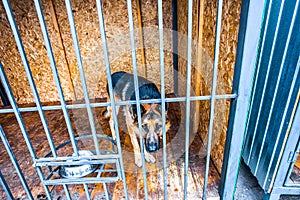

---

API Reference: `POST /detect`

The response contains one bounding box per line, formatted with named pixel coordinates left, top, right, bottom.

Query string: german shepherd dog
left=105, top=71, right=170, bottom=167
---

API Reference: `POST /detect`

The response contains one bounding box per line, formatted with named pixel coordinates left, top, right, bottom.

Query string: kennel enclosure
left=0, top=0, right=299, bottom=199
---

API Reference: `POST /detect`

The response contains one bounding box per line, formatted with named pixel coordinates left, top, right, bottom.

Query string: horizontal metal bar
left=271, top=186, right=300, bottom=195
left=284, top=183, right=300, bottom=188
left=43, top=177, right=120, bottom=185
left=0, top=94, right=237, bottom=114
left=36, top=160, right=118, bottom=168
left=35, top=156, right=119, bottom=166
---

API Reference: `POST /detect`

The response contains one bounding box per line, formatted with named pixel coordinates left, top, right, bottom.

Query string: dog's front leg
left=127, top=124, right=143, bottom=167
left=105, top=97, right=120, bottom=140
left=127, top=124, right=156, bottom=167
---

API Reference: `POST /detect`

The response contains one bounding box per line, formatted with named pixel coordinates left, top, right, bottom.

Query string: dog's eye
left=154, top=123, right=162, bottom=132
left=142, top=124, right=149, bottom=132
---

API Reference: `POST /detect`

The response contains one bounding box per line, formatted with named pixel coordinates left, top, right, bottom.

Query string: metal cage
left=2, top=0, right=298, bottom=199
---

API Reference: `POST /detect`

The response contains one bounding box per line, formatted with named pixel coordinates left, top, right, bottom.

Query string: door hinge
left=288, top=151, right=299, bottom=163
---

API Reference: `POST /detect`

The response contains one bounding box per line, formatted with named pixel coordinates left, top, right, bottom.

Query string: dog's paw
left=145, top=152, right=156, bottom=163
left=134, top=153, right=143, bottom=167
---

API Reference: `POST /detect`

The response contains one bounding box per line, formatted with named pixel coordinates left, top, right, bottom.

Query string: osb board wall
left=0, top=0, right=173, bottom=105
left=177, top=0, right=241, bottom=172
left=0, top=0, right=75, bottom=103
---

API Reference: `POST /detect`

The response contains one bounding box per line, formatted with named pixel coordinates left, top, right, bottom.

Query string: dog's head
left=129, top=103, right=170, bottom=152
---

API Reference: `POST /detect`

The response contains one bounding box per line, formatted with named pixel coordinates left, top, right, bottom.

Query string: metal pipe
left=63, top=184, right=72, bottom=200
left=103, top=183, right=110, bottom=200
left=0, top=126, right=34, bottom=199
left=184, top=0, right=193, bottom=198
left=203, top=0, right=223, bottom=198
left=0, top=63, right=52, bottom=199
left=126, top=0, right=149, bottom=198
left=33, top=0, right=79, bottom=156
left=95, top=0, right=129, bottom=199
left=0, top=170, right=14, bottom=200
left=158, top=0, right=168, bottom=198
left=0, top=94, right=237, bottom=114
left=64, top=0, right=100, bottom=156
left=3, top=0, right=57, bottom=158
left=83, top=184, right=91, bottom=200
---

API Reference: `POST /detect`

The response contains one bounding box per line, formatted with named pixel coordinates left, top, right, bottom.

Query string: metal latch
left=288, top=151, right=299, bottom=163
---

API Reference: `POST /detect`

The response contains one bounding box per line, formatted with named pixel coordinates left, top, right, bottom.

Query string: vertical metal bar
left=202, top=0, right=222, bottom=199
left=126, top=0, right=149, bottom=199
left=157, top=0, right=167, bottom=199
left=33, top=0, right=79, bottom=156
left=103, top=183, right=110, bottom=200
left=83, top=184, right=91, bottom=200
left=261, top=1, right=300, bottom=186
left=0, top=64, right=52, bottom=200
left=0, top=126, right=34, bottom=200
left=64, top=0, right=101, bottom=156
left=63, top=184, right=72, bottom=200
left=0, top=64, right=37, bottom=167
left=172, top=0, right=178, bottom=94
left=219, top=0, right=265, bottom=198
left=0, top=170, right=14, bottom=200
left=95, top=1, right=128, bottom=199
left=183, top=0, right=193, bottom=199
left=2, top=0, right=57, bottom=158
left=252, top=0, right=286, bottom=175
left=244, top=0, right=273, bottom=165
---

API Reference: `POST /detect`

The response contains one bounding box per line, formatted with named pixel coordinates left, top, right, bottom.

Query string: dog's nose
left=146, top=138, right=159, bottom=152
left=147, top=143, right=158, bottom=152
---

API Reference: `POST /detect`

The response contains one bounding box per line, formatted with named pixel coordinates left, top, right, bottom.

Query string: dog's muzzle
left=145, top=137, right=160, bottom=152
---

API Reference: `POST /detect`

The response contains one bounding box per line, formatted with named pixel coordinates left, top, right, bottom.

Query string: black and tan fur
left=105, top=71, right=170, bottom=167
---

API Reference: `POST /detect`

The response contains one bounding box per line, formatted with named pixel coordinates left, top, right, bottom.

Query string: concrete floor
left=235, top=161, right=300, bottom=200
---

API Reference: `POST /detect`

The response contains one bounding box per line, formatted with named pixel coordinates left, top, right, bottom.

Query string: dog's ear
left=154, top=103, right=168, bottom=114
left=129, top=104, right=137, bottom=123
left=129, top=104, right=146, bottom=123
